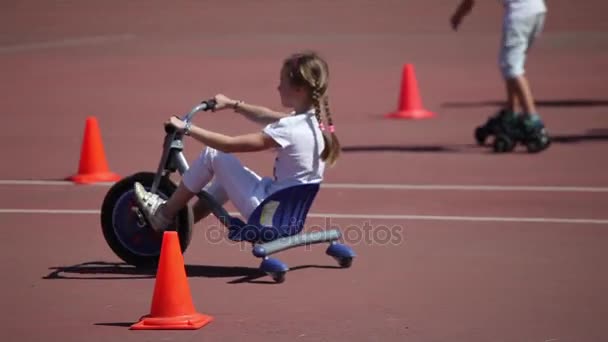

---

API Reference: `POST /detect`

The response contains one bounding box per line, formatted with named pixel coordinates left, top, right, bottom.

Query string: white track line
left=307, top=213, right=608, bottom=225
left=0, top=209, right=606, bottom=225
left=322, top=183, right=608, bottom=193
left=0, top=180, right=607, bottom=193
left=0, top=34, right=136, bottom=54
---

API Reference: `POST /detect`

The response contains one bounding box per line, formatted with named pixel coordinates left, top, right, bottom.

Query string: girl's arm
left=169, top=117, right=279, bottom=153
left=214, top=94, right=288, bottom=125
left=234, top=101, right=288, bottom=125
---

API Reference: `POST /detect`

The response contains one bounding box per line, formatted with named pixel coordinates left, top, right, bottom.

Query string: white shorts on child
left=499, top=12, right=545, bottom=78
left=182, top=147, right=274, bottom=221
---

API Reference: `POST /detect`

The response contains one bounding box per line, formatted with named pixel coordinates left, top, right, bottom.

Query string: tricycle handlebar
left=164, top=99, right=217, bottom=135
left=181, top=98, right=217, bottom=122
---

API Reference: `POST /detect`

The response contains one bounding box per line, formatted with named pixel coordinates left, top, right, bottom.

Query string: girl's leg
left=504, top=78, right=519, bottom=114
left=192, top=180, right=229, bottom=223
left=205, top=150, right=266, bottom=221
left=134, top=147, right=218, bottom=232
left=192, top=200, right=212, bottom=223
left=134, top=147, right=263, bottom=231
left=499, top=16, right=524, bottom=115
left=500, top=13, right=544, bottom=119
left=160, top=182, right=197, bottom=219
left=517, top=12, right=545, bottom=119
left=512, top=75, right=537, bottom=116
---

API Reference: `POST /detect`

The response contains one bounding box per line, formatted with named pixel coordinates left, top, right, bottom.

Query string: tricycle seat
left=227, top=183, right=321, bottom=243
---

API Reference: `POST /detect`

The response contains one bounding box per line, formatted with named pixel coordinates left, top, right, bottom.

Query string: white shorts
left=499, top=12, right=546, bottom=78
left=182, top=147, right=274, bottom=220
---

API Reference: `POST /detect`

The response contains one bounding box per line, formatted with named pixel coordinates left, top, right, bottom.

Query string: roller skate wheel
left=526, top=135, right=550, bottom=153
left=493, top=134, right=514, bottom=153
left=475, top=126, right=488, bottom=146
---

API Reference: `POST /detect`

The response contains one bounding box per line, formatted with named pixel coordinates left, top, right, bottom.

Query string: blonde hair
left=282, top=51, right=341, bottom=166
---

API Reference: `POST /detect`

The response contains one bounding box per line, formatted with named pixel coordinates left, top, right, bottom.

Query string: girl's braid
left=311, top=86, right=325, bottom=131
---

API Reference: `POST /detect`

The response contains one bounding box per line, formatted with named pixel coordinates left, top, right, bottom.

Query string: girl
left=134, top=51, right=341, bottom=232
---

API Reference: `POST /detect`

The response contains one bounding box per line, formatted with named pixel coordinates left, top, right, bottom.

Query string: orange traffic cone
left=67, top=116, right=121, bottom=184
left=386, top=64, right=435, bottom=119
left=130, top=231, right=213, bottom=330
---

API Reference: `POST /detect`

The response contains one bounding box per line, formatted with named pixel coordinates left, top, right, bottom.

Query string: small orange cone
left=386, top=64, right=435, bottom=119
left=130, top=231, right=213, bottom=330
left=67, top=117, right=121, bottom=184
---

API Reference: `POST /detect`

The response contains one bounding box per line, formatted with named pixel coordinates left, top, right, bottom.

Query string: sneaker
left=133, top=182, right=172, bottom=232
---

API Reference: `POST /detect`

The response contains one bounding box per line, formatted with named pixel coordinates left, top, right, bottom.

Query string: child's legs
left=135, top=147, right=250, bottom=231
left=509, top=76, right=536, bottom=115
left=191, top=180, right=228, bottom=223
left=504, top=80, right=519, bottom=113
left=159, top=148, right=217, bottom=219
left=182, top=147, right=265, bottom=222
left=209, top=156, right=266, bottom=221
left=526, top=13, right=546, bottom=51
left=160, top=182, right=198, bottom=219
left=499, top=13, right=544, bottom=116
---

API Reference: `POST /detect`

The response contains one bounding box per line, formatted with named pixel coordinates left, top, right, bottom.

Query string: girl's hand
left=165, top=116, right=187, bottom=133
left=213, top=94, right=238, bottom=111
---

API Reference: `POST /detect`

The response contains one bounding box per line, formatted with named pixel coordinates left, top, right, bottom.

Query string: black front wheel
left=100, top=172, right=193, bottom=268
